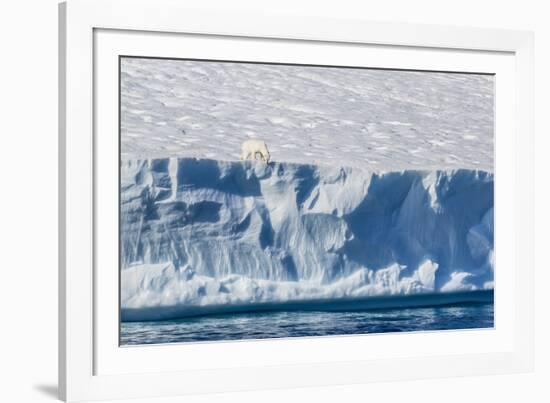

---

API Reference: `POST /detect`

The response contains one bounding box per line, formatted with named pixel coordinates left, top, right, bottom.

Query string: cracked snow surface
left=121, top=57, right=493, bottom=171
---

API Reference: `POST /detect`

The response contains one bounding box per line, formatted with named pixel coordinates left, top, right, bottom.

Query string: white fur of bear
left=240, top=139, right=270, bottom=163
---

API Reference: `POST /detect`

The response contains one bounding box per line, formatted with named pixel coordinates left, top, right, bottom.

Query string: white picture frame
left=59, top=0, right=534, bottom=401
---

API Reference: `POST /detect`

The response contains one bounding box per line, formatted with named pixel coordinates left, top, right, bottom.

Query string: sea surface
left=120, top=302, right=494, bottom=345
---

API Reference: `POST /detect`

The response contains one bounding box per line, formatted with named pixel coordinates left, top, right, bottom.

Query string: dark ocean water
left=120, top=302, right=494, bottom=345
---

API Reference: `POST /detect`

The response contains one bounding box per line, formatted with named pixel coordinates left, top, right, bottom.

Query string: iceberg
left=120, top=158, right=494, bottom=321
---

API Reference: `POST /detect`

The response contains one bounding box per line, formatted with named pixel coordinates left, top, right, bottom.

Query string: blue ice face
left=120, top=158, right=494, bottom=320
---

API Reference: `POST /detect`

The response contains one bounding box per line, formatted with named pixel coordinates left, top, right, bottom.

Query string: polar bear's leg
left=259, top=145, right=270, bottom=163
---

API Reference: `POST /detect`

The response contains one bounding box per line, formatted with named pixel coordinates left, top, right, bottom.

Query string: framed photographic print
left=118, top=56, right=496, bottom=344
left=59, top=0, right=534, bottom=401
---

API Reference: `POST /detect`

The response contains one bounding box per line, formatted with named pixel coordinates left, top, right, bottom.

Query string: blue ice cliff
left=120, top=158, right=494, bottom=321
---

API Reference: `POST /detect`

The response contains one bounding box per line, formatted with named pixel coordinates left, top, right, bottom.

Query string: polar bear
left=240, top=139, right=270, bottom=163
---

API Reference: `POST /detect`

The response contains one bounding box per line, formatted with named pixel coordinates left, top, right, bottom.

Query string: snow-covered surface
left=120, top=158, right=494, bottom=319
left=121, top=58, right=494, bottom=171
